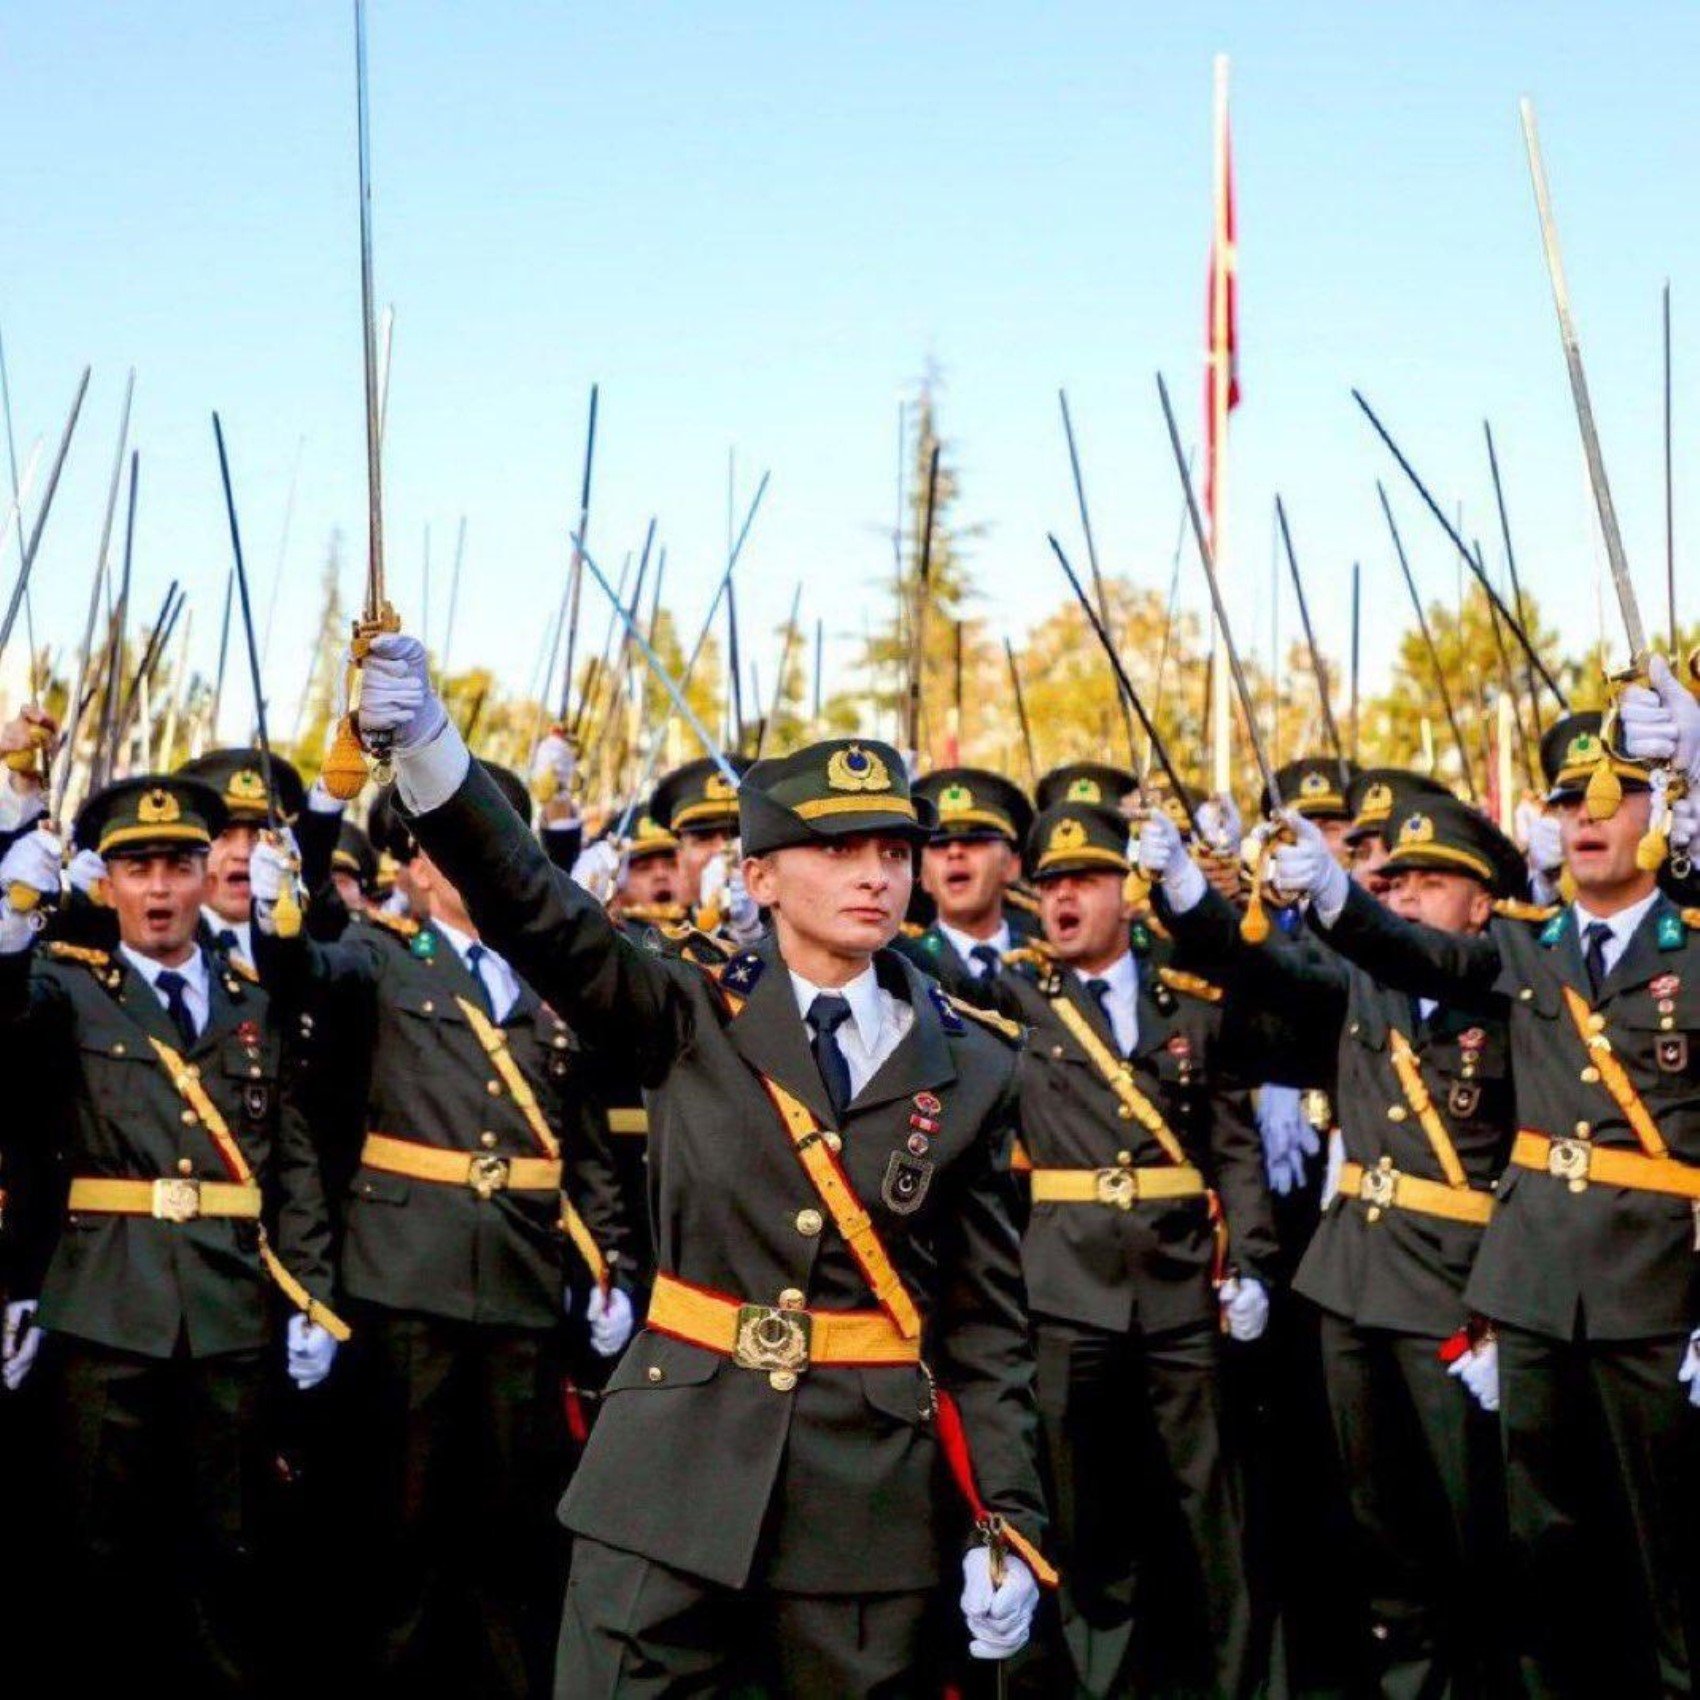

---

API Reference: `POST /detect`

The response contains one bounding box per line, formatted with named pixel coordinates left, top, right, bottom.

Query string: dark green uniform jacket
left=404, top=762, right=1047, bottom=1594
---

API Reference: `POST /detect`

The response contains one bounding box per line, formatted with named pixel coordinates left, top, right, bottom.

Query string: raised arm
left=1317, top=879, right=1503, bottom=1006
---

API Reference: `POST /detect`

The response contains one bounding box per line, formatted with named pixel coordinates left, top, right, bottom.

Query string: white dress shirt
left=1080, top=949, right=1140, bottom=1057
left=202, top=907, right=253, bottom=969
left=788, top=963, right=914, bottom=1099
left=1571, top=889, right=1663, bottom=979
left=937, top=919, right=1011, bottom=979
left=432, top=916, right=520, bottom=1022
left=121, top=943, right=210, bottom=1038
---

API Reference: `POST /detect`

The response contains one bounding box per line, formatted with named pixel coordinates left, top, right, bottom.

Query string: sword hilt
left=320, top=603, right=402, bottom=801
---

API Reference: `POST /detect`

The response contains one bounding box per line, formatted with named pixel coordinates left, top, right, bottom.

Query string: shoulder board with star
left=1494, top=898, right=1560, bottom=924
left=943, top=994, right=1024, bottom=1045
left=1158, top=966, right=1223, bottom=1004
left=714, top=949, right=766, bottom=998
left=45, top=942, right=112, bottom=971
left=362, top=907, right=421, bottom=944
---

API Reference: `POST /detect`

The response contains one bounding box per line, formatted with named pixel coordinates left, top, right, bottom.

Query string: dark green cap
left=1024, top=801, right=1131, bottom=881
left=75, top=774, right=226, bottom=861
left=740, top=739, right=933, bottom=856
left=652, top=755, right=751, bottom=836
left=915, top=767, right=1033, bottom=845
left=177, top=747, right=305, bottom=826
left=1035, top=762, right=1138, bottom=811
left=1380, top=794, right=1528, bottom=900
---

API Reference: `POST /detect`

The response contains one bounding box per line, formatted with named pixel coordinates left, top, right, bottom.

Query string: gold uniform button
left=1387, top=1105, right=1408, bottom=1123
left=180, top=1109, right=197, bottom=1126
left=1050, top=1045, right=1064, bottom=1059
left=1518, top=989, right=1533, bottom=1003
left=112, top=1042, right=127, bottom=1056
left=769, top=1370, right=798, bottom=1392
left=822, top=1131, right=843, bottom=1154
left=1581, top=1067, right=1601, bottom=1084
left=553, top=1034, right=569, bottom=1049
left=177, top=1157, right=194, bottom=1176
left=1117, top=1105, right=1135, bottom=1121
left=646, top=1366, right=664, bottom=1384
left=1587, top=1012, right=1607, bottom=1034
left=795, top=1208, right=823, bottom=1237
left=249, top=1065, right=263, bottom=1079
left=1116, top=1150, right=1133, bottom=1167
left=1662, top=1017, right=1676, bottom=1031
left=1575, top=1121, right=1592, bottom=1140
left=778, top=1288, right=806, bottom=1310
left=480, top=1131, right=497, bottom=1150
left=486, top=1080, right=502, bottom=1097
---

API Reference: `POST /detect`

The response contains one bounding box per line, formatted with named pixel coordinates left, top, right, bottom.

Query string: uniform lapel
left=194, top=951, right=252, bottom=1054
left=112, top=951, right=198, bottom=1052
left=1597, top=895, right=1677, bottom=1006
left=1061, top=964, right=1120, bottom=1057
left=851, top=953, right=957, bottom=1116
left=725, top=938, right=837, bottom=1130
left=1540, top=905, right=1592, bottom=997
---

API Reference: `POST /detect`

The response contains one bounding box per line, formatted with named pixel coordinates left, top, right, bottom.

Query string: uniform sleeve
left=270, top=1046, right=337, bottom=1305
left=1319, top=879, right=1504, bottom=1004
left=406, top=761, right=695, bottom=1082
left=560, top=1082, right=634, bottom=1291
left=1204, top=1081, right=1280, bottom=1282
left=930, top=1052, right=1048, bottom=1554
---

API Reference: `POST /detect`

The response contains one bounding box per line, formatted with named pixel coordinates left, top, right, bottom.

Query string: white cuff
left=394, top=721, right=473, bottom=817
left=1163, top=857, right=1208, bottom=915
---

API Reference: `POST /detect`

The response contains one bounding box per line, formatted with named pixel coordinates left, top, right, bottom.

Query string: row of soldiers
left=2, top=628, right=1700, bottom=1697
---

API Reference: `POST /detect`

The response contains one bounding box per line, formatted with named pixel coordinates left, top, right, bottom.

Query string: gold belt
left=605, top=1108, right=649, bottom=1137
left=1511, top=1129, right=1700, bottom=1200
left=646, top=1272, right=920, bottom=1388
left=68, top=1176, right=263, bottom=1223
left=1336, top=1159, right=1494, bottom=1227
left=361, top=1132, right=563, bottom=1198
left=1029, top=1164, right=1208, bottom=1210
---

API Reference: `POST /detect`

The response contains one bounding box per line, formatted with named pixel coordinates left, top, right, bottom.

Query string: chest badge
left=1657, top=1034, right=1690, bottom=1073
left=410, top=931, right=437, bottom=962
left=1447, top=1082, right=1482, bottom=1119
left=882, top=1150, right=933, bottom=1215
left=1652, top=973, right=1681, bottom=1002
left=1659, top=913, right=1687, bottom=951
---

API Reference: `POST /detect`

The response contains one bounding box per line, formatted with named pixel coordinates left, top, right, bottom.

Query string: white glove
left=1525, top=810, right=1563, bottom=877
left=530, top=731, right=577, bottom=796
left=2, top=1299, right=41, bottom=1392
left=960, top=1546, right=1039, bottom=1660
left=700, top=855, right=761, bottom=944
left=1619, top=654, right=1700, bottom=784
left=1257, top=1085, right=1320, bottom=1196
left=1448, top=1337, right=1500, bottom=1412
left=1679, top=1329, right=1700, bottom=1409
left=1136, top=811, right=1207, bottom=916
left=571, top=838, right=624, bottom=903
left=306, top=777, right=346, bottom=816
left=1195, top=794, right=1242, bottom=854
left=1218, top=1275, right=1270, bottom=1343
left=585, top=1285, right=634, bottom=1358
left=0, top=825, right=62, bottom=952
left=353, top=632, right=447, bottom=753
left=1271, top=810, right=1348, bottom=919
left=285, top=1314, right=337, bottom=1391
left=1671, top=794, right=1700, bottom=856
left=248, top=830, right=302, bottom=936
left=66, top=848, right=108, bottom=897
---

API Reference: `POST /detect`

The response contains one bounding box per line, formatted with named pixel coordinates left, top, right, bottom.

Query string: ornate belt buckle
left=733, top=1304, right=812, bottom=1375
left=1360, top=1165, right=1397, bottom=1210
left=152, top=1177, right=202, bottom=1223
left=1096, top=1168, right=1137, bottom=1211
left=1547, top=1138, right=1591, bottom=1193
left=468, top=1154, right=511, bottom=1200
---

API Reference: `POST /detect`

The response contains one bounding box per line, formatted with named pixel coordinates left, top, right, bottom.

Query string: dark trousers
left=1498, top=1323, right=1700, bottom=1699
left=360, top=1307, right=573, bottom=1700
left=47, top=1333, right=267, bottom=1698
left=1316, top=1310, right=1510, bottom=1698
left=1036, top=1312, right=1254, bottom=1698
left=556, top=1536, right=937, bottom=1698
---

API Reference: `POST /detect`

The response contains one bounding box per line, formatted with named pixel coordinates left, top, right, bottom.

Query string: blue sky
left=6, top=2, right=1697, bottom=746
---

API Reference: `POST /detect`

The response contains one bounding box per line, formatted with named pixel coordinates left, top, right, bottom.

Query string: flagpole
left=1208, top=53, right=1233, bottom=797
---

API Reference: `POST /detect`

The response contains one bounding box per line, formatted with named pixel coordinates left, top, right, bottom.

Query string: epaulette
left=1000, top=944, right=1055, bottom=970
left=45, top=942, right=111, bottom=970
left=1158, top=966, right=1223, bottom=1004
left=944, top=995, right=1024, bottom=1045
left=226, top=955, right=258, bottom=983
left=622, top=903, right=690, bottom=927
left=718, top=949, right=765, bottom=996
left=1684, top=908, right=1700, bottom=931
left=899, top=920, right=926, bottom=939
left=1495, top=898, right=1559, bottom=924
left=363, top=907, right=421, bottom=943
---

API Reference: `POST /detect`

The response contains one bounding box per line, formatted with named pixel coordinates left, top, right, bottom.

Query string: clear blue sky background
left=6, top=2, right=1697, bottom=747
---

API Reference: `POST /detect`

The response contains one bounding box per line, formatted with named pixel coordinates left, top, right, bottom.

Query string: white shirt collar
left=430, top=914, right=486, bottom=967
left=201, top=906, right=250, bottom=956
left=788, top=962, right=885, bottom=1054
left=937, top=918, right=1011, bottom=969
left=1572, top=889, right=1662, bottom=955
left=120, top=942, right=209, bottom=1001
left=1089, top=949, right=1139, bottom=1003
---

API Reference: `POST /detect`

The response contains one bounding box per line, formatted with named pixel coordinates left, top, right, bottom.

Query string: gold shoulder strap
left=147, top=1038, right=351, bottom=1341
left=1559, top=985, right=1669, bottom=1158
left=1048, top=997, right=1189, bottom=1168
left=455, top=996, right=610, bottom=1292
left=1385, top=1029, right=1470, bottom=1189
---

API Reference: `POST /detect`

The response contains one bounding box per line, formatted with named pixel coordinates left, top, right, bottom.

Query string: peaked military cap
left=1035, top=762, right=1138, bottom=812
left=332, top=821, right=378, bottom=894
left=652, top=755, right=751, bottom=836
left=1380, top=793, right=1528, bottom=901
left=75, top=773, right=227, bottom=861
left=1261, top=755, right=1357, bottom=821
left=624, top=814, right=681, bottom=865
left=1541, top=711, right=1651, bottom=803
left=740, top=739, right=933, bottom=856
left=1025, top=801, right=1131, bottom=881
left=915, top=767, right=1033, bottom=845
left=1345, top=766, right=1453, bottom=846
left=177, top=748, right=305, bottom=826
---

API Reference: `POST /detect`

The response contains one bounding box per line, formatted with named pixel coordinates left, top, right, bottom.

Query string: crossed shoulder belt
left=1335, top=1028, right=1496, bottom=1228
left=70, top=1037, right=351, bottom=1342
left=1510, top=987, right=1700, bottom=1201
left=671, top=971, right=1059, bottom=1588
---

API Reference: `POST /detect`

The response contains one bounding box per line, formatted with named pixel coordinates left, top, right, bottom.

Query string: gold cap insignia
left=939, top=782, right=973, bottom=816
left=634, top=816, right=667, bottom=842
left=827, top=744, right=890, bottom=793
left=704, top=772, right=736, bottom=801
left=138, top=788, right=181, bottom=825
left=1300, top=771, right=1329, bottom=797
left=1047, top=818, right=1088, bottom=855
left=229, top=769, right=267, bottom=804
left=1566, top=733, right=1599, bottom=766
left=1398, top=813, right=1436, bottom=846
left=1066, top=777, right=1102, bottom=803
left=1362, top=782, right=1393, bottom=818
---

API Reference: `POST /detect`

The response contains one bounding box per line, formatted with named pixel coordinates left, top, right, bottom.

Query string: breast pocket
left=220, top=1035, right=280, bottom=1129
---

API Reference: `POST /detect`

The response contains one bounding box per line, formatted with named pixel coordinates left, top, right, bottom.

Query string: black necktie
left=807, top=993, right=854, bottom=1123
left=969, top=943, right=1002, bottom=982
left=216, top=927, right=240, bottom=958
left=1085, top=977, right=1119, bottom=1050
left=466, top=942, right=496, bottom=1020
left=1583, top=921, right=1613, bottom=1000
left=155, top=969, right=198, bottom=1050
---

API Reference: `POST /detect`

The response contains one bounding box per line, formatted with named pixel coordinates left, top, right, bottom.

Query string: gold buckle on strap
left=1095, top=1168, right=1137, bottom=1210
left=152, top=1177, right=202, bottom=1222
left=1359, top=1163, right=1397, bottom=1210
left=468, top=1154, right=511, bottom=1200
left=732, top=1304, right=813, bottom=1375
left=1546, top=1137, right=1592, bottom=1192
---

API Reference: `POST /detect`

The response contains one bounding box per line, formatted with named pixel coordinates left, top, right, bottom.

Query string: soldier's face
left=1386, top=868, right=1493, bottom=935
left=109, top=850, right=208, bottom=961
left=408, top=847, right=475, bottom=935
left=744, top=835, right=912, bottom=964
left=623, top=852, right=679, bottom=907
left=1039, top=870, right=1130, bottom=968
left=204, top=823, right=260, bottom=923
left=920, top=837, right=1015, bottom=929
left=678, top=826, right=733, bottom=897
left=1349, top=833, right=1392, bottom=899
left=1557, top=790, right=1655, bottom=898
